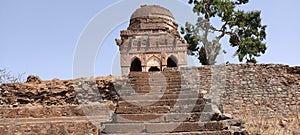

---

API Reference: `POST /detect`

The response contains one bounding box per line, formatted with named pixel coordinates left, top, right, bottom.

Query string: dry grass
left=234, top=102, right=300, bottom=135
left=229, top=84, right=300, bottom=135
left=241, top=115, right=299, bottom=135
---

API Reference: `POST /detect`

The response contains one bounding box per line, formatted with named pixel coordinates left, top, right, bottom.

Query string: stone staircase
left=0, top=104, right=112, bottom=135
left=0, top=69, right=248, bottom=134
left=101, top=70, right=247, bottom=134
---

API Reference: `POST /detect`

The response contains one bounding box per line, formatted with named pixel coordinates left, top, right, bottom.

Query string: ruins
left=0, top=4, right=299, bottom=135
left=116, top=5, right=187, bottom=75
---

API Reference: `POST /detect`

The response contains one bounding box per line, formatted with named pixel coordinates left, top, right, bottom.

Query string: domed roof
left=130, top=5, right=175, bottom=20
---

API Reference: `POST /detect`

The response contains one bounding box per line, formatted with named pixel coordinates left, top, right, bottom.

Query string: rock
left=201, top=90, right=207, bottom=94
left=220, top=113, right=233, bottom=120
left=115, top=39, right=122, bottom=45
left=211, top=104, right=222, bottom=115
left=12, top=103, right=19, bottom=107
left=26, top=75, right=41, bottom=84
left=293, top=130, right=300, bottom=135
left=279, top=119, right=287, bottom=128
left=225, top=119, right=245, bottom=126
left=233, top=129, right=249, bottom=135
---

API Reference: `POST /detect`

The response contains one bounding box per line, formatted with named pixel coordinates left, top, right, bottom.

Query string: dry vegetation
left=242, top=115, right=299, bottom=135
left=237, top=103, right=300, bottom=135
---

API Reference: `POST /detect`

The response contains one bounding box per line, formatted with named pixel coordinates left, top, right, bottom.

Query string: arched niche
left=130, top=57, right=142, bottom=72
left=167, top=55, right=177, bottom=67
left=148, top=66, right=160, bottom=72
left=146, top=55, right=161, bottom=71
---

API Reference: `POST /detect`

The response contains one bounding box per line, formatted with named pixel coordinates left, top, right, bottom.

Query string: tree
left=0, top=68, right=25, bottom=84
left=180, top=0, right=267, bottom=65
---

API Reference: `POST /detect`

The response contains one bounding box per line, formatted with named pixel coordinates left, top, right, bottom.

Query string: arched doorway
left=148, top=66, right=160, bottom=72
left=130, top=57, right=142, bottom=72
left=167, top=55, right=177, bottom=67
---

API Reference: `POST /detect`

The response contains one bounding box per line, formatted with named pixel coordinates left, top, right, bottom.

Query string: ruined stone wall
left=0, top=64, right=300, bottom=134
left=192, top=64, right=300, bottom=118
left=0, top=76, right=118, bottom=107
left=0, top=76, right=118, bottom=134
left=1, top=64, right=299, bottom=118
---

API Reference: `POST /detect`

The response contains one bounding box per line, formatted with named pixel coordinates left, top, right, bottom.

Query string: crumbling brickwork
left=116, top=5, right=188, bottom=75
left=0, top=76, right=117, bottom=134
left=0, top=64, right=299, bottom=134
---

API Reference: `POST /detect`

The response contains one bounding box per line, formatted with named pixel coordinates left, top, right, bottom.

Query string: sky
left=0, top=0, right=300, bottom=80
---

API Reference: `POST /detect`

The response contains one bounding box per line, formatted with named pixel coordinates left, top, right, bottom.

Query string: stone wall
left=1, top=64, right=300, bottom=119
left=0, top=76, right=118, bottom=108
left=0, top=64, right=300, bottom=134
left=224, top=64, right=300, bottom=117
left=223, top=64, right=300, bottom=117
left=0, top=76, right=118, bottom=134
left=189, top=64, right=300, bottom=118
left=190, top=64, right=300, bottom=134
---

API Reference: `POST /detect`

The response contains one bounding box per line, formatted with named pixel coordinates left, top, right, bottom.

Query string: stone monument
left=116, top=5, right=188, bottom=75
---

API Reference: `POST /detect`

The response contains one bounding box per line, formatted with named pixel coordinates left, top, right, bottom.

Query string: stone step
left=0, top=103, right=113, bottom=118
left=127, top=84, right=181, bottom=88
left=116, top=106, right=170, bottom=114
left=112, top=112, right=216, bottom=123
left=116, top=104, right=214, bottom=114
left=128, top=72, right=181, bottom=76
left=120, top=88, right=182, bottom=93
left=129, top=72, right=181, bottom=75
left=129, top=79, right=181, bottom=82
left=118, top=98, right=209, bottom=107
left=118, top=89, right=200, bottom=96
left=102, top=130, right=231, bottom=135
left=119, top=87, right=195, bottom=92
left=119, top=86, right=193, bottom=90
left=118, top=91, right=179, bottom=96
left=0, top=117, right=102, bottom=135
left=125, top=88, right=182, bottom=92
left=118, top=88, right=182, bottom=94
left=122, top=83, right=181, bottom=86
left=118, top=90, right=180, bottom=96
left=129, top=76, right=181, bottom=79
left=119, top=93, right=204, bottom=101
left=129, top=80, right=181, bottom=82
left=101, top=121, right=227, bottom=133
left=127, top=85, right=181, bottom=88
left=0, top=116, right=109, bottom=124
left=126, top=81, right=181, bottom=84
left=121, top=85, right=180, bottom=88
left=124, top=79, right=181, bottom=82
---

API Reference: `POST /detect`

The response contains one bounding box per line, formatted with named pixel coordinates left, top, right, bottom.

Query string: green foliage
left=181, top=0, right=267, bottom=64
left=0, top=68, right=25, bottom=84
